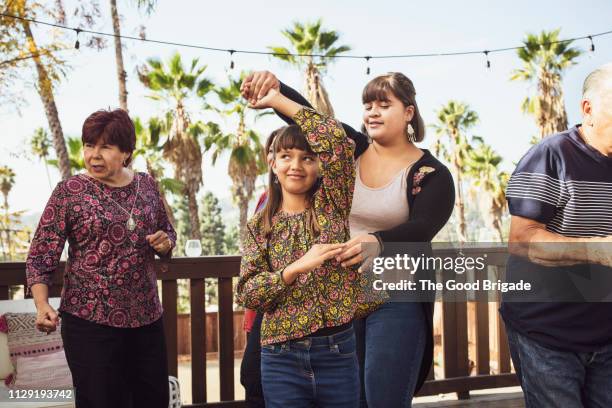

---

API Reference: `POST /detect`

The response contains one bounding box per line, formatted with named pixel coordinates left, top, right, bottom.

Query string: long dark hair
left=261, top=125, right=321, bottom=238
left=361, top=72, right=426, bottom=143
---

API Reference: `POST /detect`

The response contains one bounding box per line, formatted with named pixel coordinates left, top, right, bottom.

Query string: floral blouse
left=236, top=108, right=384, bottom=345
left=26, top=172, right=176, bottom=328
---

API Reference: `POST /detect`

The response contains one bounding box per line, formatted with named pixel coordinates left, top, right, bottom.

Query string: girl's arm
left=235, top=223, right=291, bottom=313
left=277, top=82, right=370, bottom=155
left=259, top=89, right=356, bottom=216
left=240, top=71, right=369, bottom=155
left=236, top=221, right=346, bottom=312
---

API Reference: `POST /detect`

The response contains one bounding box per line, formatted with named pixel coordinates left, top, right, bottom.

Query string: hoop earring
left=407, top=123, right=416, bottom=143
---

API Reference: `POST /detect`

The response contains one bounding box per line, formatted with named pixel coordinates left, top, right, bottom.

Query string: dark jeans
left=61, top=312, right=169, bottom=408
left=507, top=324, right=612, bottom=408
left=240, top=312, right=265, bottom=408
left=354, top=302, right=427, bottom=408
left=261, top=326, right=359, bottom=408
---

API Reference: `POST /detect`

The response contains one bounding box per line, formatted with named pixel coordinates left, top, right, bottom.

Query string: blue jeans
left=507, top=324, right=612, bottom=408
left=261, top=326, right=359, bottom=408
left=354, top=302, right=427, bottom=408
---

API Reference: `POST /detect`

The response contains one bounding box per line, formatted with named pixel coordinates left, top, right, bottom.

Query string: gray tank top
left=349, top=157, right=412, bottom=238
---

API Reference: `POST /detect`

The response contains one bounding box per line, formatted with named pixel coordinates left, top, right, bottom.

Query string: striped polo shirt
left=501, top=125, right=612, bottom=351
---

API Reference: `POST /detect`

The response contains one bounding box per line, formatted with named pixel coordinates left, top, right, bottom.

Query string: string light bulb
left=74, top=28, right=81, bottom=49
left=229, top=50, right=235, bottom=70
left=365, top=56, right=371, bottom=75
left=484, top=50, right=491, bottom=69
left=588, top=36, right=595, bottom=52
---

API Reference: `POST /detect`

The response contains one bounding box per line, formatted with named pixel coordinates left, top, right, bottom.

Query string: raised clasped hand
left=240, top=71, right=281, bottom=109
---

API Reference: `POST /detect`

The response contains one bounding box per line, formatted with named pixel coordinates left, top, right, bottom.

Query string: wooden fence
left=0, top=248, right=518, bottom=407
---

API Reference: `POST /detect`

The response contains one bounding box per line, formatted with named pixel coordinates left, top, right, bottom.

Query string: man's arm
left=509, top=215, right=611, bottom=266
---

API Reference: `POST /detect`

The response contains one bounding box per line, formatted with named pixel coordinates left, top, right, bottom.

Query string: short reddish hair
left=82, top=109, right=136, bottom=166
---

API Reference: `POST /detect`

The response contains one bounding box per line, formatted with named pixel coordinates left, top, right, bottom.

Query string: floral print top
left=236, top=108, right=384, bottom=345
left=26, top=172, right=176, bottom=328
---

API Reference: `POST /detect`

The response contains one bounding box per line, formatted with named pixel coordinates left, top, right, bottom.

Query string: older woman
left=26, top=109, right=176, bottom=408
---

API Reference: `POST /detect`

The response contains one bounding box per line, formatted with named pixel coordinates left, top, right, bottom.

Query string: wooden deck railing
left=0, top=248, right=518, bottom=407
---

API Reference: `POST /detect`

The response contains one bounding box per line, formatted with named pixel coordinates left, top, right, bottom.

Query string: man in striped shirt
left=502, top=63, right=612, bottom=407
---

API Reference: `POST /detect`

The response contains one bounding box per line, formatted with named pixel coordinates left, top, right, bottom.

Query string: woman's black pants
left=61, top=312, right=169, bottom=408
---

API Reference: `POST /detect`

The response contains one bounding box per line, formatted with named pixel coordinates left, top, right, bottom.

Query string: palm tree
left=432, top=101, right=479, bottom=242
left=138, top=52, right=214, bottom=240
left=203, top=74, right=267, bottom=247
left=108, top=0, right=158, bottom=111
left=269, top=20, right=350, bottom=116
left=2, top=1, right=72, bottom=179
left=30, top=127, right=54, bottom=188
left=0, top=166, right=16, bottom=259
left=132, top=115, right=182, bottom=226
left=3, top=1, right=102, bottom=179
left=464, top=138, right=509, bottom=242
left=510, top=29, right=582, bottom=139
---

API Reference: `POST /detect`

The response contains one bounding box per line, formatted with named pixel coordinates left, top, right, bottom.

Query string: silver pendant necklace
left=83, top=172, right=140, bottom=231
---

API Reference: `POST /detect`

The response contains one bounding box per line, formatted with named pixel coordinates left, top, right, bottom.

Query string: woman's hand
left=283, top=243, right=345, bottom=285
left=247, top=87, right=281, bottom=110
left=336, top=234, right=382, bottom=272
left=146, top=230, right=173, bottom=255
left=241, top=71, right=280, bottom=104
left=35, top=302, right=59, bottom=334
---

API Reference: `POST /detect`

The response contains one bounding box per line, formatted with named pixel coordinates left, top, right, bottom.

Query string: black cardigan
left=276, top=82, right=455, bottom=393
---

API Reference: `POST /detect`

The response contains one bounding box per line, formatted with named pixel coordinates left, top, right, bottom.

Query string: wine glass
left=184, top=240, right=202, bottom=257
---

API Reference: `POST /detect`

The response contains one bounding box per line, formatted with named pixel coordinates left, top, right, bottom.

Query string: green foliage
left=0, top=165, right=29, bottom=261
left=465, top=138, right=504, bottom=192
left=199, top=192, right=226, bottom=256
left=132, top=115, right=184, bottom=195
left=203, top=73, right=266, bottom=172
left=431, top=100, right=479, bottom=167
left=139, top=52, right=214, bottom=104
left=132, top=0, right=158, bottom=15
left=510, top=29, right=582, bottom=83
left=30, top=128, right=52, bottom=160
left=224, top=224, right=240, bottom=255
left=48, top=137, right=85, bottom=171
left=268, top=19, right=351, bottom=72
left=510, top=29, right=582, bottom=132
left=0, top=166, right=16, bottom=199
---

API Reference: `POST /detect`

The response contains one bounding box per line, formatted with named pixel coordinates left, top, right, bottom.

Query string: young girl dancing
left=236, top=86, right=381, bottom=408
